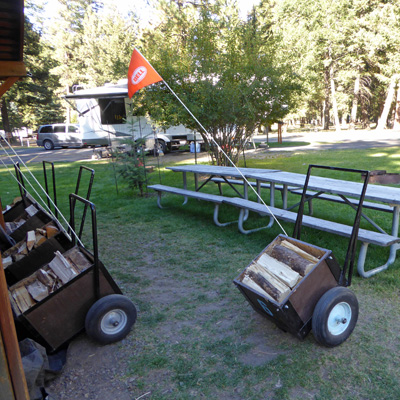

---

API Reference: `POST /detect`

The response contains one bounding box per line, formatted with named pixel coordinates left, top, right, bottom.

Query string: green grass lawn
left=2, top=146, right=400, bottom=399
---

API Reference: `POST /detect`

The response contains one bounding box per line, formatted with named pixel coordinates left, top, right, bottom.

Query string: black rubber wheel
left=43, top=140, right=54, bottom=150
left=85, top=294, right=137, bottom=345
left=312, top=286, right=358, bottom=347
left=154, top=139, right=166, bottom=155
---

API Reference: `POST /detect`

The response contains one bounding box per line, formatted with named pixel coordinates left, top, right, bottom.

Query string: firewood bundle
left=241, top=240, right=320, bottom=304
left=9, top=247, right=92, bottom=314
left=4, top=203, right=39, bottom=234
left=1, top=224, right=60, bottom=268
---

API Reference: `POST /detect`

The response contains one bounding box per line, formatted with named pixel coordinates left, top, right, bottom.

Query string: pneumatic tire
left=312, top=286, right=358, bottom=347
left=85, top=294, right=137, bottom=345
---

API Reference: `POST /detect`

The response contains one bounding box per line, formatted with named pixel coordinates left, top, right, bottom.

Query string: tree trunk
left=323, top=67, right=330, bottom=130
left=377, top=76, right=397, bottom=131
left=350, top=75, right=360, bottom=129
left=330, top=65, right=340, bottom=132
left=1, top=98, right=11, bottom=138
left=394, top=85, right=400, bottom=131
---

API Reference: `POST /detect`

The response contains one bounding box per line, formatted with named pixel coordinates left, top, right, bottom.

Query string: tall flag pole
left=127, top=48, right=288, bottom=235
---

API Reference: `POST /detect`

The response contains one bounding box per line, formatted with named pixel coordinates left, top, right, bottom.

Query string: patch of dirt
left=47, top=335, right=134, bottom=400
left=238, top=334, right=287, bottom=366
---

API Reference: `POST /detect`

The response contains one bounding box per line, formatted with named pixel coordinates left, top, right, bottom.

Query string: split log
left=35, top=228, right=47, bottom=237
left=270, top=245, right=315, bottom=276
left=48, top=251, right=77, bottom=284
left=25, top=204, right=38, bottom=217
left=65, top=248, right=92, bottom=272
left=26, top=280, right=48, bottom=302
left=247, top=263, right=291, bottom=303
left=26, top=230, right=36, bottom=251
left=34, top=232, right=47, bottom=248
left=17, top=242, right=28, bottom=256
left=45, top=225, right=59, bottom=238
left=11, top=286, right=35, bottom=313
left=36, top=269, right=55, bottom=287
left=280, top=240, right=319, bottom=263
left=241, top=274, right=275, bottom=302
left=2, top=256, right=13, bottom=269
left=256, top=253, right=300, bottom=288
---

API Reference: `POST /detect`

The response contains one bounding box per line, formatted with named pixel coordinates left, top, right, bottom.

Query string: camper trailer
left=64, top=80, right=202, bottom=152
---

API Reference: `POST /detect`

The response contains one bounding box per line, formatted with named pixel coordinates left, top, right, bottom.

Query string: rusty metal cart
left=234, top=165, right=369, bottom=347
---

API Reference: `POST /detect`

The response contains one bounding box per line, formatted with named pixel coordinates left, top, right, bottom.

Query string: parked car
left=36, top=124, right=83, bottom=150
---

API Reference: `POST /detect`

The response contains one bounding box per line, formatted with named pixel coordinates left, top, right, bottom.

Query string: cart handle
left=69, top=193, right=100, bottom=300
left=42, top=161, right=58, bottom=219
left=293, top=165, right=370, bottom=287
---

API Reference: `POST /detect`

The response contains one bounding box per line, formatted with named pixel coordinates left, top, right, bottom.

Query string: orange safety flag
left=127, top=49, right=163, bottom=98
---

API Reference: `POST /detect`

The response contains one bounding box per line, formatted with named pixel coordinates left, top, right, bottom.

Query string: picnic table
left=149, top=165, right=400, bottom=278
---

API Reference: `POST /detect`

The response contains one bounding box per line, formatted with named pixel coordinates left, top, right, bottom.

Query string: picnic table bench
left=148, top=184, right=235, bottom=227
left=221, top=196, right=400, bottom=278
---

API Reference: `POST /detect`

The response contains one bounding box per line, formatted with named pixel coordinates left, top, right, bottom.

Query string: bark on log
left=270, top=245, right=315, bottom=276
left=241, top=274, right=274, bottom=302
left=247, top=269, right=290, bottom=303
left=247, top=263, right=291, bottom=303
left=256, top=253, right=300, bottom=288
left=280, top=240, right=319, bottom=263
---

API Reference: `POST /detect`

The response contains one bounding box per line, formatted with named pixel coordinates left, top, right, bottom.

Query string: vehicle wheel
left=154, top=140, right=166, bottom=155
left=43, top=140, right=54, bottom=150
left=312, top=286, right=358, bottom=347
left=85, top=294, right=137, bottom=345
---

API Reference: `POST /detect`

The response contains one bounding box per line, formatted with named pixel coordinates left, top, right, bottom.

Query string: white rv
left=64, top=80, right=202, bottom=152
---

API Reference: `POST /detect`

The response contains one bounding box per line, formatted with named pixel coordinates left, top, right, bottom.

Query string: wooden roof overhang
left=0, top=0, right=26, bottom=97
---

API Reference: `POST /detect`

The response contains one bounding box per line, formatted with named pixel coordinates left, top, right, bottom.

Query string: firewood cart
left=1, top=166, right=137, bottom=352
left=234, top=165, right=369, bottom=347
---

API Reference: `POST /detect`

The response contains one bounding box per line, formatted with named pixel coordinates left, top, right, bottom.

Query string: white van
left=36, top=124, right=83, bottom=150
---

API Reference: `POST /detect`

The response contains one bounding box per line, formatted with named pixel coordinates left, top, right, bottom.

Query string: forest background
left=2, top=0, right=400, bottom=142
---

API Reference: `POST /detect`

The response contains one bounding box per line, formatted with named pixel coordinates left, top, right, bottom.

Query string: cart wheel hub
left=101, top=310, right=127, bottom=335
left=327, top=302, right=352, bottom=336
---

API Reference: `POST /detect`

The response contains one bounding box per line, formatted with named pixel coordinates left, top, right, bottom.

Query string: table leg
left=357, top=205, right=400, bottom=278
left=266, top=182, right=275, bottom=228
left=183, top=172, right=188, bottom=205
left=282, top=184, right=288, bottom=209
left=243, top=181, right=249, bottom=221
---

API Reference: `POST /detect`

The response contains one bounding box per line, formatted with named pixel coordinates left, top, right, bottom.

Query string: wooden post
left=277, top=122, right=283, bottom=144
left=0, top=257, right=30, bottom=400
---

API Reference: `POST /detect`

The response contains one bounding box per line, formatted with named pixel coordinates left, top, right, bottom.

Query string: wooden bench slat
left=222, top=197, right=399, bottom=247
left=148, top=184, right=226, bottom=203
left=290, top=189, right=393, bottom=213
left=211, top=177, right=300, bottom=192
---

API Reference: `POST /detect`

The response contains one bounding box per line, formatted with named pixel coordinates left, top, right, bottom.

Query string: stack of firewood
left=4, top=204, right=39, bottom=235
left=241, top=240, right=320, bottom=303
left=2, top=224, right=60, bottom=268
left=9, top=247, right=92, bottom=314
